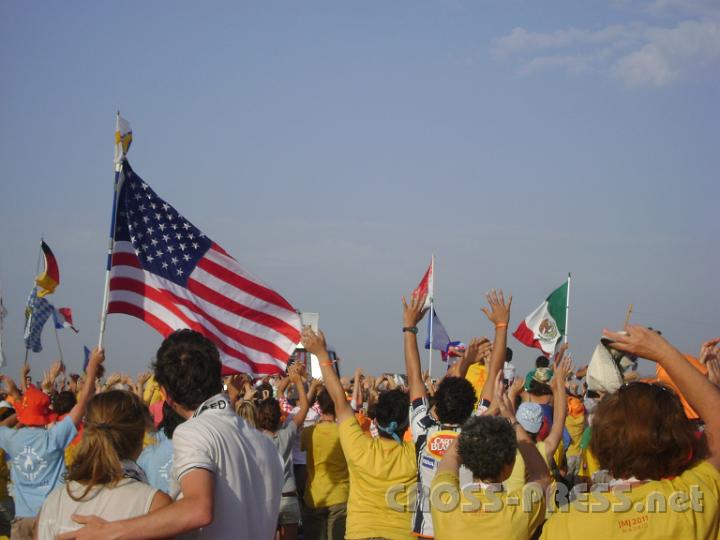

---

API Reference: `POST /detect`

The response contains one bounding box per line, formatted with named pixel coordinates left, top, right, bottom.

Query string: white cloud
left=493, top=16, right=720, bottom=86
left=613, top=20, right=720, bottom=85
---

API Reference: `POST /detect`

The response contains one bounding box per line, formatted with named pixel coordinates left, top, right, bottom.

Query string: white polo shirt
left=173, top=394, right=283, bottom=540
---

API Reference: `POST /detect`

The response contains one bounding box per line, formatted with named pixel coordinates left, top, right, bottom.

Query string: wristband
left=403, top=326, right=419, bottom=334
left=495, top=323, right=508, bottom=329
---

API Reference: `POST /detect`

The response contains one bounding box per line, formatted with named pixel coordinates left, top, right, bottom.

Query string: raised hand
left=602, top=326, right=675, bottom=363
left=481, top=289, right=512, bottom=327
left=552, top=354, right=574, bottom=391
left=699, top=338, right=720, bottom=366
left=302, top=326, right=328, bottom=356
left=707, top=358, right=720, bottom=387
left=465, top=337, right=492, bottom=364
left=402, top=292, right=428, bottom=328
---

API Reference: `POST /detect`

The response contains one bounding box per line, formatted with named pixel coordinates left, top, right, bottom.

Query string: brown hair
left=66, top=390, right=149, bottom=501
left=235, top=399, right=257, bottom=428
left=590, top=383, right=697, bottom=480
left=256, top=398, right=281, bottom=432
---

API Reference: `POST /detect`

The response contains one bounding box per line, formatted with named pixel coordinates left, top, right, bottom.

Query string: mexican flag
left=513, top=279, right=569, bottom=356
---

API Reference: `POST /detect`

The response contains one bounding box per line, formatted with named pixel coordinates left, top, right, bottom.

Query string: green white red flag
left=513, top=280, right=569, bottom=356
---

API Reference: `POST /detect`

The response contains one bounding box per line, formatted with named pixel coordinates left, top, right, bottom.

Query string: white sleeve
left=172, top=422, right=217, bottom=481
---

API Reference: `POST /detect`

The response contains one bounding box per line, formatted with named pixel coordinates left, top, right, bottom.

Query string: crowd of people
left=0, top=289, right=718, bottom=539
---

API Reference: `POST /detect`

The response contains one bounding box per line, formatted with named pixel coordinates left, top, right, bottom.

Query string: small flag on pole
left=413, top=256, right=434, bottom=310
left=24, top=287, right=54, bottom=353
left=114, top=114, right=133, bottom=164
left=424, top=309, right=451, bottom=354
left=35, top=240, right=60, bottom=297
left=83, top=346, right=91, bottom=372
left=513, top=280, right=569, bottom=356
left=53, top=307, right=78, bottom=333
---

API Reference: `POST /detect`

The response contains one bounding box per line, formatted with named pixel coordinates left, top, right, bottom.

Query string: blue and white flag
left=24, top=287, right=54, bottom=353
left=424, top=308, right=451, bottom=354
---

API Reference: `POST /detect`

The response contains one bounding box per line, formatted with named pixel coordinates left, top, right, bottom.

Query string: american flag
left=108, top=161, right=302, bottom=375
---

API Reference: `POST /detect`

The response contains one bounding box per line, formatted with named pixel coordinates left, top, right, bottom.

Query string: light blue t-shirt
left=138, top=431, right=173, bottom=495
left=0, top=415, right=77, bottom=517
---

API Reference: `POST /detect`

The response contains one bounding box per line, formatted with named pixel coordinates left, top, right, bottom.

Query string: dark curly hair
left=458, top=416, right=517, bottom=481
left=375, top=389, right=409, bottom=440
left=435, top=377, right=476, bottom=425
left=153, top=329, right=222, bottom=411
left=256, top=398, right=282, bottom=432
left=52, top=390, right=77, bottom=415
left=316, top=389, right=335, bottom=416
left=160, top=401, right=186, bottom=440
left=591, top=382, right=697, bottom=480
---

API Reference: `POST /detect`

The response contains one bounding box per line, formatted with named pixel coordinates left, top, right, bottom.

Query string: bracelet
left=495, top=323, right=508, bottom=329
left=320, top=361, right=335, bottom=367
left=402, top=326, right=418, bottom=334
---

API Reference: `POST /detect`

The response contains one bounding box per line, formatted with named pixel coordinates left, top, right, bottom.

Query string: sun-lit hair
left=591, top=382, right=698, bottom=480
left=235, top=399, right=258, bottom=428
left=66, top=390, right=148, bottom=501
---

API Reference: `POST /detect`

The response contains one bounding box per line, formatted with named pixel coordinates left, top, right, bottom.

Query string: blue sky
left=1, top=1, right=718, bottom=381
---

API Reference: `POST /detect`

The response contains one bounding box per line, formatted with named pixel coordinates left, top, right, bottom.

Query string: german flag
left=35, top=240, right=60, bottom=297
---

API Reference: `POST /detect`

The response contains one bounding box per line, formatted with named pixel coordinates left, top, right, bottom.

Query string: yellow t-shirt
left=579, top=446, right=602, bottom=482
left=143, top=376, right=163, bottom=405
left=565, top=413, right=585, bottom=458
left=301, top=422, right=349, bottom=509
left=431, top=470, right=545, bottom=540
left=541, top=460, right=720, bottom=540
left=504, top=450, right=526, bottom=494
left=338, top=415, right=416, bottom=540
left=466, top=364, right=487, bottom=402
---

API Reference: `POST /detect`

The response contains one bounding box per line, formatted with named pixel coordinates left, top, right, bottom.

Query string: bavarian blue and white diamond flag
left=24, top=287, right=54, bottom=353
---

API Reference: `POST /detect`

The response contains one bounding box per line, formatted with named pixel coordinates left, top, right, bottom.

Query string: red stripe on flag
left=109, top=277, right=287, bottom=373
left=187, top=276, right=301, bottom=344
left=112, top=252, right=142, bottom=268
left=199, top=248, right=296, bottom=312
left=107, top=301, right=175, bottom=336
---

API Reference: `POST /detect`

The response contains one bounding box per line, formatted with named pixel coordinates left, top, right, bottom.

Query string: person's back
left=172, top=398, right=283, bottom=539
left=0, top=386, right=77, bottom=519
left=38, top=478, right=158, bottom=539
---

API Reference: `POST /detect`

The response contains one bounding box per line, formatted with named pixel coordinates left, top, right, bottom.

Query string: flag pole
left=624, top=304, right=633, bottom=329
left=564, top=273, right=571, bottom=344
left=98, top=111, right=124, bottom=348
left=53, top=325, right=64, bottom=362
left=428, top=301, right=434, bottom=379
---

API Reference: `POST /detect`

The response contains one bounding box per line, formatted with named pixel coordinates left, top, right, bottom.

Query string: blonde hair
left=66, top=390, right=148, bottom=501
left=235, top=399, right=257, bottom=428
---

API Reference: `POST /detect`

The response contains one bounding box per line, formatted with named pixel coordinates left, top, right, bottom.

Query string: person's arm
left=3, top=376, right=21, bottom=401
left=543, top=353, right=572, bottom=461
left=307, top=378, right=322, bottom=404
left=708, top=358, right=720, bottom=388
left=604, top=326, right=720, bottom=470
left=20, top=363, right=30, bottom=393
left=479, top=289, right=512, bottom=402
left=302, top=327, right=353, bottom=423
left=402, top=293, right=428, bottom=401
left=290, top=366, right=309, bottom=428
left=58, top=468, right=214, bottom=540
left=68, top=348, right=105, bottom=426
left=351, top=368, right=363, bottom=410
left=276, top=375, right=291, bottom=399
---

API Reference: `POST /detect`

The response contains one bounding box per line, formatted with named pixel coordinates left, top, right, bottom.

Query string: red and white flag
left=107, top=160, right=302, bottom=376
left=52, top=307, right=78, bottom=333
left=412, top=256, right=434, bottom=309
